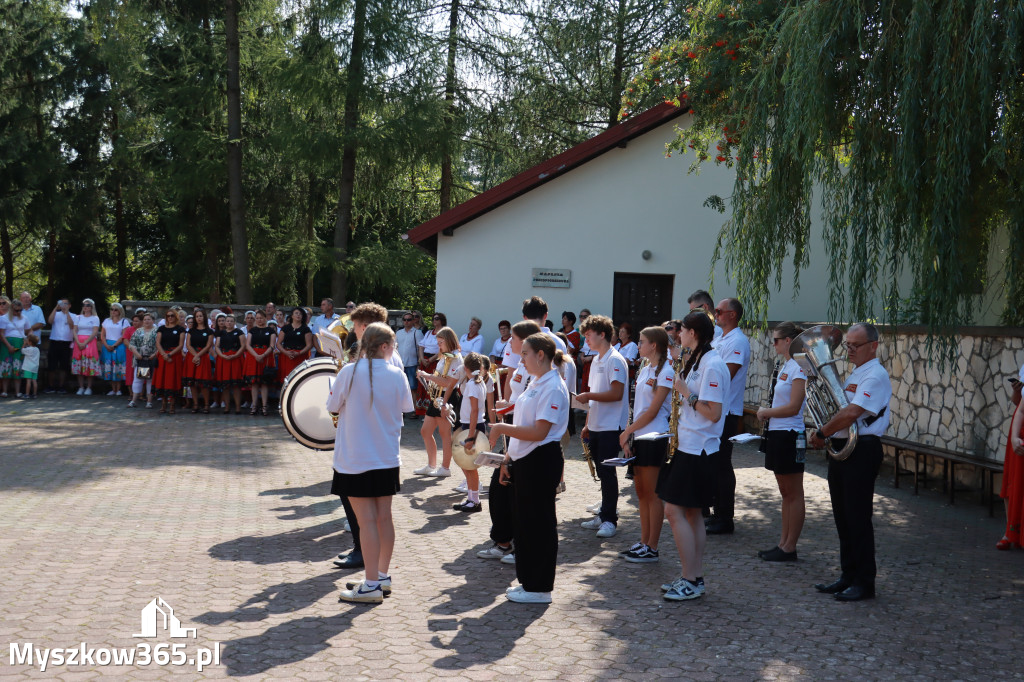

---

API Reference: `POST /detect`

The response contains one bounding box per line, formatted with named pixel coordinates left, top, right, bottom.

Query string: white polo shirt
left=712, top=327, right=750, bottom=416
left=502, top=345, right=521, bottom=369
left=50, top=310, right=75, bottom=342
left=587, top=346, right=630, bottom=431
left=835, top=357, right=892, bottom=438
left=558, top=357, right=576, bottom=396
left=633, top=360, right=675, bottom=437
left=768, top=358, right=807, bottom=432
left=459, top=379, right=487, bottom=426
left=540, top=326, right=567, bottom=353
left=507, top=368, right=569, bottom=460
left=328, top=359, right=414, bottom=475
left=675, top=349, right=730, bottom=455
left=507, top=364, right=530, bottom=404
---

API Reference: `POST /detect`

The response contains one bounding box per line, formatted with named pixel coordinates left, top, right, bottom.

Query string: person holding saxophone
left=755, top=322, right=808, bottom=562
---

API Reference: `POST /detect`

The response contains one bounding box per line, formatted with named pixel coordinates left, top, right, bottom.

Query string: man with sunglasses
left=705, top=298, right=750, bottom=535
left=808, top=323, right=891, bottom=602
left=395, top=313, right=423, bottom=409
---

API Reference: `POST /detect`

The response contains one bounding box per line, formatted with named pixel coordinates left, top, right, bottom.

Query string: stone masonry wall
left=744, top=325, right=1024, bottom=464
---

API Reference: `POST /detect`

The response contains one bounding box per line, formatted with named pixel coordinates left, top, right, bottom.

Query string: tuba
left=789, top=325, right=858, bottom=461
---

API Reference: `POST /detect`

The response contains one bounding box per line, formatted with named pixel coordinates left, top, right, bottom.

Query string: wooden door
left=612, top=272, right=675, bottom=332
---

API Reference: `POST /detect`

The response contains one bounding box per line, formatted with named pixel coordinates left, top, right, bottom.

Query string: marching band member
left=809, top=323, right=892, bottom=602
left=755, top=322, right=808, bottom=562
left=416, top=327, right=463, bottom=477
left=576, top=314, right=629, bottom=539
left=452, top=352, right=488, bottom=513
left=476, top=320, right=541, bottom=564
left=488, top=332, right=569, bottom=604
left=521, top=296, right=567, bottom=354
left=659, top=311, right=729, bottom=601
left=618, top=326, right=674, bottom=563
left=330, top=323, right=414, bottom=604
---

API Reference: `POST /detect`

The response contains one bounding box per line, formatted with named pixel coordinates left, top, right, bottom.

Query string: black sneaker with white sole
left=624, top=545, right=659, bottom=563
left=618, top=541, right=644, bottom=556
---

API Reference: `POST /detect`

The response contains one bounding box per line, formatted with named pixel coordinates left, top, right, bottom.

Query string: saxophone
left=666, top=349, right=686, bottom=461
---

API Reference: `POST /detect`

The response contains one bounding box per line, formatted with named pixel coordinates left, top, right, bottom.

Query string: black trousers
left=511, top=442, right=564, bottom=592
left=589, top=430, right=622, bottom=524
left=340, top=495, right=361, bottom=553
left=488, top=466, right=514, bottom=545
left=827, top=436, right=884, bottom=588
left=710, top=414, right=740, bottom=520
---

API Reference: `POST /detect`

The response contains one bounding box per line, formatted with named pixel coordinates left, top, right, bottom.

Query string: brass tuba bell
left=789, top=325, right=858, bottom=461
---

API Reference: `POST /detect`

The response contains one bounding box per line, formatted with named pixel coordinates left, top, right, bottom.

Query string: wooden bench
left=882, top=436, right=1003, bottom=516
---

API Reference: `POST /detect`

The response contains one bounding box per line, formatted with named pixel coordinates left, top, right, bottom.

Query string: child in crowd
left=20, top=334, right=40, bottom=398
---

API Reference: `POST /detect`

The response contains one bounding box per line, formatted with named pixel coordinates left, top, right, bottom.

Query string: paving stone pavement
left=1, top=394, right=1023, bottom=681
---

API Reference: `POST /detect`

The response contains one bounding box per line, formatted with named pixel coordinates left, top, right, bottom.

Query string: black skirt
left=764, top=429, right=805, bottom=475
left=331, top=467, right=401, bottom=498
left=632, top=438, right=668, bottom=467
left=656, top=450, right=716, bottom=508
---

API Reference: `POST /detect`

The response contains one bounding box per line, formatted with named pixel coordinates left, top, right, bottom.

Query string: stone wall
left=743, top=325, right=1024, bottom=464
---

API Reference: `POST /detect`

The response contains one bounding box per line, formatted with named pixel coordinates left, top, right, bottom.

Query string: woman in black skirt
left=329, top=323, right=414, bottom=604
left=488, top=332, right=570, bottom=604
left=657, top=311, right=730, bottom=601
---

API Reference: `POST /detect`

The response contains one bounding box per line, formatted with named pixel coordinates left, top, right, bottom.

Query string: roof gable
left=405, top=102, right=690, bottom=251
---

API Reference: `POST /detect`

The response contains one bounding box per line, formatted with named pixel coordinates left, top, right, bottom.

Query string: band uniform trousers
left=709, top=414, right=740, bottom=520
left=827, top=436, right=884, bottom=589
left=340, top=495, right=361, bottom=554
left=488, top=466, right=514, bottom=545
left=589, top=430, right=622, bottom=525
left=511, top=442, right=564, bottom=593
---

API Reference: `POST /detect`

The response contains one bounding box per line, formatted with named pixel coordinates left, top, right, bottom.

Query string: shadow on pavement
left=428, top=600, right=547, bottom=669
left=208, top=518, right=349, bottom=564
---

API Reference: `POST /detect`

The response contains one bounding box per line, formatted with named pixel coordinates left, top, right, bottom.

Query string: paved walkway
left=1, top=395, right=1022, bottom=680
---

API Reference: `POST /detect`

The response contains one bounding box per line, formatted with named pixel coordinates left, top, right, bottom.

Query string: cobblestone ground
left=1, top=395, right=1022, bottom=681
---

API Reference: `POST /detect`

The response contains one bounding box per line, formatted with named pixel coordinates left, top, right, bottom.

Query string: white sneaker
left=83, top=388, right=92, bottom=395
left=555, top=481, right=566, bottom=494
left=596, top=522, right=617, bottom=538
left=586, top=501, right=602, bottom=515
left=346, top=576, right=391, bottom=596
left=338, top=580, right=384, bottom=604
left=477, top=544, right=513, bottom=560
left=429, top=466, right=451, bottom=477
left=506, top=585, right=523, bottom=595
left=507, top=589, right=552, bottom=604
left=343, top=519, right=351, bottom=532
left=454, top=481, right=468, bottom=493
left=106, top=390, right=116, bottom=396
left=500, top=553, right=516, bottom=565
left=580, top=518, right=603, bottom=530
left=663, top=578, right=703, bottom=601
left=76, top=388, right=85, bottom=395
left=413, top=465, right=434, bottom=475
left=661, top=576, right=705, bottom=595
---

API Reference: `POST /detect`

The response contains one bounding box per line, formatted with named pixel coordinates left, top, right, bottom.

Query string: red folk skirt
left=182, top=354, right=213, bottom=387
left=153, top=353, right=184, bottom=397
left=216, top=353, right=245, bottom=388
left=243, top=346, right=277, bottom=386
left=277, top=351, right=306, bottom=384
left=1001, top=404, right=1024, bottom=544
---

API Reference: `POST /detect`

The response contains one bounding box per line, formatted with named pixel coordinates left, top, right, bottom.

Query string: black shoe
left=814, top=578, right=851, bottom=594
left=453, top=500, right=483, bottom=513
left=757, top=546, right=779, bottom=558
left=705, top=519, right=735, bottom=535
left=761, top=547, right=797, bottom=562
left=333, top=551, right=364, bottom=569
left=834, top=585, right=875, bottom=602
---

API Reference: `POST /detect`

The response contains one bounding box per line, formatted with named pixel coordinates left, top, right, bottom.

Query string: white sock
left=363, top=579, right=380, bottom=589
left=468, top=490, right=480, bottom=503
left=378, top=572, right=389, bottom=580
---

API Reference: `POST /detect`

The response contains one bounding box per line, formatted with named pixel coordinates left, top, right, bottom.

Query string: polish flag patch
left=550, top=404, right=559, bottom=410
left=709, top=382, right=718, bottom=388
left=862, top=391, right=871, bottom=398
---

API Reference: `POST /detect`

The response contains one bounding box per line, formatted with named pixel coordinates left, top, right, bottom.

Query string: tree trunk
left=0, top=221, right=12, bottom=299
left=45, top=227, right=56, bottom=307
left=112, top=108, right=127, bottom=300
left=225, top=0, right=253, bottom=303
left=608, top=0, right=626, bottom=129
left=331, top=0, right=367, bottom=303
left=440, top=0, right=460, bottom=213
left=306, top=173, right=317, bottom=306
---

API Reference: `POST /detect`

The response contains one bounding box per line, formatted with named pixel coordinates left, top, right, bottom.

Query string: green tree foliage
left=628, top=0, right=1024, bottom=332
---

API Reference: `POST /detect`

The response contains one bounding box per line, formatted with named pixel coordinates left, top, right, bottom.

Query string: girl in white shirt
left=100, top=303, right=131, bottom=396
left=416, top=327, right=462, bottom=477
left=452, top=352, right=488, bottom=513
left=656, top=311, right=730, bottom=602
left=329, top=323, right=414, bottom=604
left=755, top=322, right=808, bottom=562
left=71, top=298, right=102, bottom=395
left=618, top=326, right=674, bottom=563
left=488, top=332, right=569, bottom=604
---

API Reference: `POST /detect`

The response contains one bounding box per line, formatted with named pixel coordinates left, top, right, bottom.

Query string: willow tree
left=628, top=0, right=1024, bottom=332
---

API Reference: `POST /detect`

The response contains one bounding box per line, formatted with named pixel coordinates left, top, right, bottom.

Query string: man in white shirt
left=19, top=291, right=45, bottom=333
left=576, top=314, right=629, bottom=538
left=460, top=317, right=485, bottom=355
left=395, top=312, right=423, bottom=405
left=310, top=297, right=341, bottom=336
left=522, top=296, right=567, bottom=354
left=688, top=289, right=723, bottom=340
left=809, top=323, right=892, bottom=602
left=706, top=297, right=751, bottom=535
left=45, top=298, right=76, bottom=393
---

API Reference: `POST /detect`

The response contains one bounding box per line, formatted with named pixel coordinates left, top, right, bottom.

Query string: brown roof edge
left=404, top=102, right=691, bottom=248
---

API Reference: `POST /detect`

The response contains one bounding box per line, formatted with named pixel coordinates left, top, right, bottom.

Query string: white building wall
left=434, top=115, right=849, bottom=348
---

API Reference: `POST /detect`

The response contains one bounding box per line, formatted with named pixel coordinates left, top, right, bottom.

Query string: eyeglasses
left=713, top=308, right=732, bottom=316
left=433, top=316, right=442, bottom=321
left=844, top=340, right=874, bottom=351
left=771, top=337, right=786, bottom=345
left=402, top=317, right=413, bottom=322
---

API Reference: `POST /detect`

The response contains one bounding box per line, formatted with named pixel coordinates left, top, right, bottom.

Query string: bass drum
left=280, top=357, right=341, bottom=451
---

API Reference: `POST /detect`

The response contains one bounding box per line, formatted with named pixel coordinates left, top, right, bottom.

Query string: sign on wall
left=532, top=268, right=572, bottom=288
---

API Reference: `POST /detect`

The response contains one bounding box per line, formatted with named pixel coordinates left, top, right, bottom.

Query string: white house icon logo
left=132, top=597, right=197, bottom=639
